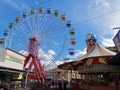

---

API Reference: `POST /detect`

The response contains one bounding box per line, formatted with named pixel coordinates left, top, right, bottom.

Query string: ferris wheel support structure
left=23, top=37, right=46, bottom=83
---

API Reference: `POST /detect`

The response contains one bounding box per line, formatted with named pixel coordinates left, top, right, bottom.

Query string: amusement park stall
left=59, top=43, right=120, bottom=90
left=58, top=32, right=120, bottom=90
left=0, top=47, right=28, bottom=89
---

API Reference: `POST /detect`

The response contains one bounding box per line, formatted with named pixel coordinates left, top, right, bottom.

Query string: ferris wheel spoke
left=42, top=23, right=67, bottom=34
left=32, top=15, right=39, bottom=35
left=17, top=24, right=30, bottom=37
left=42, top=17, right=65, bottom=34
left=14, top=19, right=33, bottom=37
left=35, top=14, right=42, bottom=34
left=38, top=15, right=51, bottom=33
left=22, top=17, right=35, bottom=35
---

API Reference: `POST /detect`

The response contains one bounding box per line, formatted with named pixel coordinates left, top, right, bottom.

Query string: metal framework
left=23, top=37, right=46, bottom=83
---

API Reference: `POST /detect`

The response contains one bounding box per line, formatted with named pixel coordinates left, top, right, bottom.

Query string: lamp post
left=25, top=70, right=29, bottom=89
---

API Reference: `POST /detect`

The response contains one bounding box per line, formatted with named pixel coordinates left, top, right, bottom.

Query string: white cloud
left=104, top=2, right=110, bottom=7
left=95, top=0, right=110, bottom=7
left=65, top=48, right=87, bottom=61
left=47, top=50, right=56, bottom=55
left=42, top=59, right=64, bottom=70
left=19, top=50, right=28, bottom=56
left=101, top=37, right=115, bottom=47
left=2, top=0, right=20, bottom=10
left=87, top=0, right=120, bottom=47
left=38, top=49, right=56, bottom=61
left=75, top=48, right=86, bottom=59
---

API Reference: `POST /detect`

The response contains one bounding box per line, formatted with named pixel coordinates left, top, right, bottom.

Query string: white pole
left=25, top=71, right=28, bottom=89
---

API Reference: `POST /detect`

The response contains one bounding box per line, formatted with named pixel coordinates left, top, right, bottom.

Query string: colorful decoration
left=23, top=12, right=27, bottom=18
left=16, top=17, right=20, bottom=23
left=4, top=30, right=9, bottom=36
left=39, top=8, right=44, bottom=14
left=61, top=15, right=66, bottom=21
left=70, top=38, right=76, bottom=45
left=31, top=9, right=36, bottom=15
left=47, top=8, right=51, bottom=14
left=66, top=20, right=71, bottom=27
left=0, top=38, right=5, bottom=44
left=9, top=23, right=14, bottom=29
left=70, top=28, right=75, bottom=36
left=69, top=48, right=75, bottom=55
left=54, top=10, right=59, bottom=17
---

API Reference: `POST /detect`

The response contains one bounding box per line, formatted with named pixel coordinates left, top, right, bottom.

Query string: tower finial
left=86, top=32, right=97, bottom=52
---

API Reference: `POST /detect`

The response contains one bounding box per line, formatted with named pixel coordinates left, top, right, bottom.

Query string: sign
left=0, top=47, right=25, bottom=70
left=91, top=65, right=107, bottom=71
left=113, top=30, right=120, bottom=51
left=12, top=73, right=23, bottom=80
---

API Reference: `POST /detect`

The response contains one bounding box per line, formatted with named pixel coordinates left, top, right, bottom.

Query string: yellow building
left=0, top=47, right=26, bottom=82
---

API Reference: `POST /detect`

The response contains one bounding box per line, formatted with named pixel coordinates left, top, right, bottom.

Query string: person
left=3, top=83, right=10, bottom=90
left=58, top=81, right=62, bottom=90
left=52, top=81, right=55, bottom=88
left=63, top=81, right=67, bottom=90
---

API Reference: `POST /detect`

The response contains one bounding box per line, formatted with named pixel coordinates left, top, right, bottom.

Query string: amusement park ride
left=0, top=7, right=76, bottom=83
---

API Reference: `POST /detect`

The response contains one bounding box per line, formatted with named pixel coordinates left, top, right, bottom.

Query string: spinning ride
left=2, top=7, right=76, bottom=82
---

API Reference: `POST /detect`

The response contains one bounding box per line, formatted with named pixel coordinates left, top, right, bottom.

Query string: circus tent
left=58, top=43, right=116, bottom=70
left=74, top=43, right=116, bottom=65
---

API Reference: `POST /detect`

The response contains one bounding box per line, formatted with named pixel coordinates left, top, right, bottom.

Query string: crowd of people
left=47, top=80, right=68, bottom=90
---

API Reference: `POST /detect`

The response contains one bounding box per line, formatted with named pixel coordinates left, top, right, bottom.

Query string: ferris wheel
left=2, top=7, right=76, bottom=72
left=1, top=7, right=76, bottom=82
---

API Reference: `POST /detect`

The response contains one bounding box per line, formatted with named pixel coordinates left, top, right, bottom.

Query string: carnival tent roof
left=73, top=43, right=116, bottom=65
left=78, top=43, right=116, bottom=60
left=58, top=43, right=116, bottom=70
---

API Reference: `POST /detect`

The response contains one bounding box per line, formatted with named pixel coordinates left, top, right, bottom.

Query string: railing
left=78, top=64, right=120, bottom=73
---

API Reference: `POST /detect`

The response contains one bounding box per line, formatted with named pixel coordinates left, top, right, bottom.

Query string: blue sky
left=0, top=0, right=120, bottom=69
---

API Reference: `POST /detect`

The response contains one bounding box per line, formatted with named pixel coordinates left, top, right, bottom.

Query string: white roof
left=76, top=43, right=116, bottom=61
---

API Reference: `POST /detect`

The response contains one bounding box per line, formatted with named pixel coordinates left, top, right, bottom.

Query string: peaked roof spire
left=86, top=32, right=97, bottom=52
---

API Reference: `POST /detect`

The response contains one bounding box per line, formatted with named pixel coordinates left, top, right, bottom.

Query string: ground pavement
left=18, top=87, right=71, bottom=90
left=38, top=87, right=71, bottom=90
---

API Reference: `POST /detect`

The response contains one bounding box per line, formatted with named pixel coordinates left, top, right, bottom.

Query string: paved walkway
left=38, top=87, right=71, bottom=90
left=17, top=87, right=71, bottom=90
